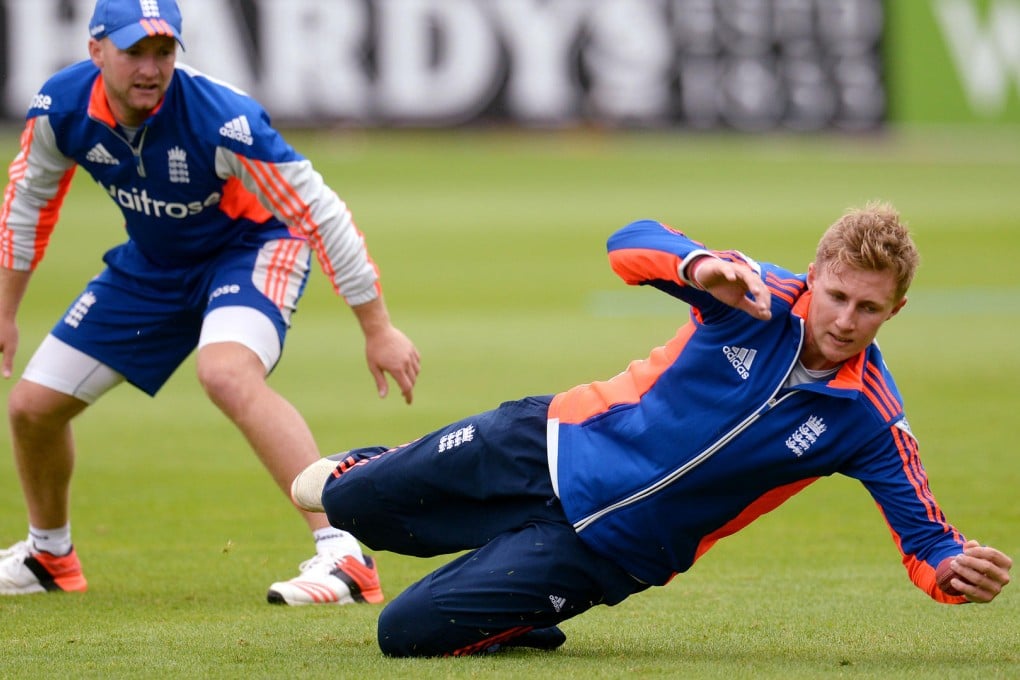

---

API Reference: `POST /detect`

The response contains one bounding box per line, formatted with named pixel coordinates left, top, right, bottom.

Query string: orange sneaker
left=267, top=553, right=383, bottom=606
left=0, top=540, right=88, bottom=595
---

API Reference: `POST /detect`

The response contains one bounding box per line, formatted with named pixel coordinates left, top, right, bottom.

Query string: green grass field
left=0, top=126, right=1018, bottom=679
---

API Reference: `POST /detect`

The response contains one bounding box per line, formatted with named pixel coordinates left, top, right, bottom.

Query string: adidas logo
left=548, top=595, right=566, bottom=612
left=219, top=115, right=253, bottom=145
left=723, top=345, right=756, bottom=380
left=85, top=143, right=119, bottom=165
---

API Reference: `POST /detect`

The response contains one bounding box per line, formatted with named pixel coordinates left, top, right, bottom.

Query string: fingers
left=741, top=300, right=772, bottom=321
left=393, top=356, right=420, bottom=405
left=370, top=345, right=421, bottom=405
left=953, top=545, right=1013, bottom=603
left=697, top=260, right=772, bottom=321
left=735, top=266, right=772, bottom=320
left=370, top=365, right=388, bottom=399
left=962, top=542, right=1011, bottom=570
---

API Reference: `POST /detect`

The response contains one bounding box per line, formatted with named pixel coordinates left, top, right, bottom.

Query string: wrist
left=680, top=250, right=715, bottom=290
left=352, top=297, right=392, bottom=336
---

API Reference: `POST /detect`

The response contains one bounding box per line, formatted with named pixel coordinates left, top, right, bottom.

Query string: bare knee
left=196, top=355, right=237, bottom=402
left=8, top=381, right=39, bottom=422
left=196, top=343, right=266, bottom=407
left=8, top=381, right=84, bottom=432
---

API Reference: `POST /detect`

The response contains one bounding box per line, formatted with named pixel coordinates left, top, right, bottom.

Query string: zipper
left=130, top=126, right=148, bottom=177
left=573, top=390, right=796, bottom=532
left=572, top=318, right=807, bottom=533
left=96, top=118, right=148, bottom=177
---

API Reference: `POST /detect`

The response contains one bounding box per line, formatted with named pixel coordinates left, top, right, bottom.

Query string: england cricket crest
left=168, top=146, right=189, bottom=184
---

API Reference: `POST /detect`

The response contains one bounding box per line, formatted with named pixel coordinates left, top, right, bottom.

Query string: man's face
left=802, top=262, right=906, bottom=370
left=89, top=35, right=176, bottom=127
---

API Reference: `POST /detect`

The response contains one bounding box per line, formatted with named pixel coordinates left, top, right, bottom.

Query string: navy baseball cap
left=89, top=0, right=185, bottom=50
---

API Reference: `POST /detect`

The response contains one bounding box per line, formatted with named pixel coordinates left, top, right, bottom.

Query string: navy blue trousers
left=321, top=396, right=646, bottom=657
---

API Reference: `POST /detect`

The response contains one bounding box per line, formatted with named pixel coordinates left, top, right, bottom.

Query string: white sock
left=29, top=524, right=72, bottom=556
left=313, top=527, right=363, bottom=563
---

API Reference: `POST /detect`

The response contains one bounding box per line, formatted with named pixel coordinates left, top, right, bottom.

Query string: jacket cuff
left=678, top=249, right=717, bottom=289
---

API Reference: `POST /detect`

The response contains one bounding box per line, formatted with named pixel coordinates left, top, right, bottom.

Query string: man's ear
left=88, top=38, right=103, bottom=68
left=888, top=296, right=907, bottom=319
left=806, top=262, right=816, bottom=288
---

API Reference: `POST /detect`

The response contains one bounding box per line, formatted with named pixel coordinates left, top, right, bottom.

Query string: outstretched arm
left=687, top=256, right=772, bottom=321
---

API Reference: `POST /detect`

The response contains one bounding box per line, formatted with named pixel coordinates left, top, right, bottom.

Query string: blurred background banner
left=0, top=0, right=1017, bottom=129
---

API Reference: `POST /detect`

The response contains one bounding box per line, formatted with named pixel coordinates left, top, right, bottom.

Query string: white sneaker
left=290, top=457, right=343, bottom=513
left=0, top=540, right=88, bottom=595
left=267, top=552, right=383, bottom=605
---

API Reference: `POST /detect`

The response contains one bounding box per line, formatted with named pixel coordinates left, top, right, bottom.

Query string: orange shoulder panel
left=550, top=323, right=695, bottom=424
left=608, top=247, right=683, bottom=286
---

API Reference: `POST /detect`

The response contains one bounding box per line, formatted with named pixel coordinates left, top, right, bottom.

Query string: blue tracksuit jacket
left=548, top=219, right=966, bottom=602
left=1, top=59, right=379, bottom=305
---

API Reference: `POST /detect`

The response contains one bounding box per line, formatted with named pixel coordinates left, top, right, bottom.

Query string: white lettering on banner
left=934, top=0, right=1020, bottom=117
left=4, top=0, right=88, bottom=115
left=0, top=0, right=887, bottom=130
left=489, top=0, right=587, bottom=122
left=175, top=0, right=257, bottom=91
left=375, top=0, right=500, bottom=122
left=2, top=0, right=256, bottom=117
left=584, top=0, right=673, bottom=122
left=257, top=0, right=371, bottom=119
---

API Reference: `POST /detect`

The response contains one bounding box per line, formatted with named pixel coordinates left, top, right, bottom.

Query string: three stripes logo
left=219, top=115, right=254, bottom=145
left=85, top=143, right=119, bottom=166
left=723, top=345, right=757, bottom=380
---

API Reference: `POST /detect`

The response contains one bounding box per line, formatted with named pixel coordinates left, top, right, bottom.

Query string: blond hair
left=815, top=201, right=919, bottom=300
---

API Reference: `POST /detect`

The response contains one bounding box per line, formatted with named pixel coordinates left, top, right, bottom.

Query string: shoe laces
left=297, top=549, right=360, bottom=575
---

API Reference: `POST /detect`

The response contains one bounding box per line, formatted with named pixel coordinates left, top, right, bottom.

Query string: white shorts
left=23, top=306, right=281, bottom=404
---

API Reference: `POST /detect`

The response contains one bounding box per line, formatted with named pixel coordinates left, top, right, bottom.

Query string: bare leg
left=7, top=380, right=88, bottom=529
left=195, top=341, right=328, bottom=531
left=198, top=341, right=384, bottom=606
